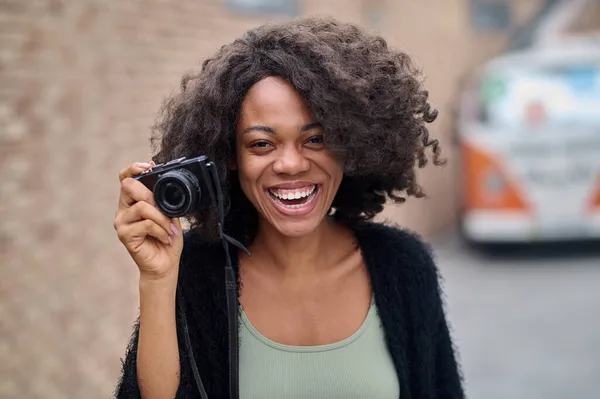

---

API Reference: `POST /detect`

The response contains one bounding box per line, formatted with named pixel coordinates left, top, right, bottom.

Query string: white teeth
left=270, top=185, right=316, bottom=200
left=269, top=185, right=318, bottom=209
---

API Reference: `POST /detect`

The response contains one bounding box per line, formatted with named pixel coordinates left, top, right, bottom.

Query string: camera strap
left=178, top=228, right=248, bottom=399
left=224, top=251, right=239, bottom=399
left=178, top=234, right=246, bottom=399
left=178, top=289, right=209, bottom=399
left=178, top=165, right=250, bottom=399
left=214, top=166, right=251, bottom=399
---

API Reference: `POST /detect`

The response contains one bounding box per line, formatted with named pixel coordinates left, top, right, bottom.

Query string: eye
left=306, top=136, right=324, bottom=145
left=249, top=141, right=272, bottom=149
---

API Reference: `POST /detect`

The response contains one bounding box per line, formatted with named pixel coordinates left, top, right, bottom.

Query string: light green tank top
left=239, top=298, right=400, bottom=399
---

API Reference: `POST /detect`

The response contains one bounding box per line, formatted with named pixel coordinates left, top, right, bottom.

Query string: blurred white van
left=455, top=1, right=600, bottom=244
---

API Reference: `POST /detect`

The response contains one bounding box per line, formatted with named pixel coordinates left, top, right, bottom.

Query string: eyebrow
left=242, top=122, right=322, bottom=135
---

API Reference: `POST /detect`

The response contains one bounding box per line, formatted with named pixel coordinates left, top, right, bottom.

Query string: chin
left=270, top=218, right=324, bottom=238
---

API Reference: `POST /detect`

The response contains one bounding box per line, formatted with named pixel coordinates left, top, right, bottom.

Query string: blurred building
left=0, top=0, right=558, bottom=397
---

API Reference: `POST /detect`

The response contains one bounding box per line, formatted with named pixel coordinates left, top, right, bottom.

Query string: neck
left=248, top=217, right=341, bottom=276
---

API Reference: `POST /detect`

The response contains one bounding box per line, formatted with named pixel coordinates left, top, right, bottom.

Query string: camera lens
left=163, top=182, right=186, bottom=209
left=154, top=169, right=201, bottom=217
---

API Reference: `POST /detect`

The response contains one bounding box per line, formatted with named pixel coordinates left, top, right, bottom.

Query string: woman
left=114, top=16, right=464, bottom=399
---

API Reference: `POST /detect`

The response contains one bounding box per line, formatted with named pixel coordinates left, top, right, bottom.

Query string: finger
left=168, top=217, right=184, bottom=253
left=171, top=217, right=182, bottom=233
left=120, top=201, right=172, bottom=237
left=119, top=162, right=153, bottom=182
left=119, top=177, right=156, bottom=208
left=169, top=217, right=183, bottom=241
left=121, top=219, right=172, bottom=247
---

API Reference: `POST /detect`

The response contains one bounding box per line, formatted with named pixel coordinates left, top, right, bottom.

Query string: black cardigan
left=115, top=222, right=465, bottom=398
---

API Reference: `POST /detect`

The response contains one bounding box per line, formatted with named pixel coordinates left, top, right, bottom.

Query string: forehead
left=239, top=76, right=315, bottom=126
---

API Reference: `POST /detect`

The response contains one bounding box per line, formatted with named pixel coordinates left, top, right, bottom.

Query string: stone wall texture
left=0, top=0, right=542, bottom=397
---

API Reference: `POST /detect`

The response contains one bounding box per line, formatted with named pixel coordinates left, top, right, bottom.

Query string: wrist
left=139, top=270, right=178, bottom=293
left=138, top=274, right=178, bottom=323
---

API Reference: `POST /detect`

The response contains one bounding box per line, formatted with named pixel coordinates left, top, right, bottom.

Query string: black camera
left=135, top=156, right=217, bottom=218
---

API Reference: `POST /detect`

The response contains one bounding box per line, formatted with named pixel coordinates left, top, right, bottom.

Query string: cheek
left=323, top=156, right=344, bottom=186
left=331, top=168, right=344, bottom=195
left=236, top=156, right=267, bottom=198
left=333, top=161, right=344, bottom=180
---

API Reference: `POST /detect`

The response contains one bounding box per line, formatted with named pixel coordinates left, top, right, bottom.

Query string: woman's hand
left=114, top=162, right=184, bottom=282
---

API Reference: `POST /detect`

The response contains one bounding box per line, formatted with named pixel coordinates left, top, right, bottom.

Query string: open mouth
left=267, top=184, right=319, bottom=210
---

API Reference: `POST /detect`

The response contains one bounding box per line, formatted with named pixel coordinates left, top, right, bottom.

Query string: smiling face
left=233, top=76, right=344, bottom=238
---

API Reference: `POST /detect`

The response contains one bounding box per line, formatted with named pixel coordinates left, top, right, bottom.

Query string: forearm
left=137, top=275, right=180, bottom=399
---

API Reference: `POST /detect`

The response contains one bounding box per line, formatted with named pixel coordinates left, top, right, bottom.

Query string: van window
left=480, top=66, right=600, bottom=129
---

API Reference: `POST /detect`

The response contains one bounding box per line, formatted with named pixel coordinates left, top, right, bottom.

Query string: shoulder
left=354, top=221, right=437, bottom=270
left=356, top=221, right=444, bottom=302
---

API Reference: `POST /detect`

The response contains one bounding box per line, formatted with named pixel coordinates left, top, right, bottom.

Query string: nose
left=272, top=145, right=310, bottom=176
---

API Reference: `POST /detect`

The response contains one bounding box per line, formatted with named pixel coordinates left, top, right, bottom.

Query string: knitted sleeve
left=419, top=240, right=465, bottom=399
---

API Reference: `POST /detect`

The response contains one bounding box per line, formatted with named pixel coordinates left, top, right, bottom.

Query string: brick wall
left=0, top=0, right=538, bottom=397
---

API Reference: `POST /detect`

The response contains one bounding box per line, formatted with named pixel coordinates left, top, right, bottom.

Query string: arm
left=137, top=275, right=181, bottom=398
left=405, top=230, right=465, bottom=399
left=113, top=162, right=187, bottom=398
left=115, top=275, right=181, bottom=399
left=426, top=254, right=465, bottom=399
left=433, top=294, right=465, bottom=399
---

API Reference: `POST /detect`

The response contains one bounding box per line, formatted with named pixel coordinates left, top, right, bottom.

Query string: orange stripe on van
left=461, top=142, right=530, bottom=211
left=589, top=178, right=600, bottom=210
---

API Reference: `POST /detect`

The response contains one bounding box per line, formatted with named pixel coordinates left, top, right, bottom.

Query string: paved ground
left=433, top=236, right=600, bottom=399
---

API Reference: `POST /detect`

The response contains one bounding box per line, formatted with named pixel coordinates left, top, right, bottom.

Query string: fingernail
left=168, top=236, right=173, bottom=246
left=138, top=162, right=151, bottom=168
left=170, top=223, right=180, bottom=236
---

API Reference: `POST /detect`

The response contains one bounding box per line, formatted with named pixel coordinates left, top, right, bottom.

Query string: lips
left=266, top=183, right=320, bottom=215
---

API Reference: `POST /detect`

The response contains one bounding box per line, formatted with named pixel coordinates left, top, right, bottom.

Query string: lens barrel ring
left=154, top=169, right=201, bottom=218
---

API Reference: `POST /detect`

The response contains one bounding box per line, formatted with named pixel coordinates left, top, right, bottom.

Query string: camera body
left=135, top=156, right=217, bottom=218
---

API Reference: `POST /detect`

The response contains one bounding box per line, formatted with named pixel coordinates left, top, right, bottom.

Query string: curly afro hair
left=150, top=16, right=445, bottom=244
